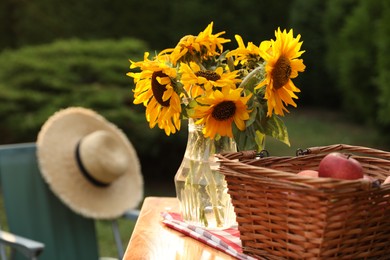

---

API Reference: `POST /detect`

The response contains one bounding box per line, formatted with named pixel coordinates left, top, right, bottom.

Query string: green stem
left=180, top=119, right=234, bottom=228
left=238, top=64, right=265, bottom=92
left=202, top=139, right=223, bottom=227
left=204, top=172, right=223, bottom=227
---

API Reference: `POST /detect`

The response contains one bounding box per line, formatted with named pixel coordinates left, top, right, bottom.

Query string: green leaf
left=246, top=106, right=258, bottom=127
left=255, top=130, right=266, bottom=150
left=261, top=115, right=290, bottom=146
left=233, top=124, right=259, bottom=151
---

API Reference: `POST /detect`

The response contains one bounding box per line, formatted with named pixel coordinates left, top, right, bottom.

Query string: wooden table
left=123, top=196, right=237, bottom=260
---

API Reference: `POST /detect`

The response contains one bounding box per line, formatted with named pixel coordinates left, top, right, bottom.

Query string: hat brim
left=37, top=107, right=143, bottom=219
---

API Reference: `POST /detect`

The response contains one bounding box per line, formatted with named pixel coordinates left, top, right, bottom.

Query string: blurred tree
left=0, top=0, right=294, bottom=51
left=324, top=0, right=382, bottom=124
left=0, top=0, right=19, bottom=49
left=376, top=0, right=390, bottom=131
left=166, top=0, right=293, bottom=50
left=289, top=0, right=341, bottom=108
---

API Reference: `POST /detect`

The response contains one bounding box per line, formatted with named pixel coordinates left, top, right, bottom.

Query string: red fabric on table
left=161, top=212, right=258, bottom=260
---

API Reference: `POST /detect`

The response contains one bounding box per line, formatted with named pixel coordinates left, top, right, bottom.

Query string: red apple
left=297, top=170, right=319, bottom=177
left=380, top=176, right=390, bottom=207
left=383, top=176, right=390, bottom=185
left=318, top=152, right=363, bottom=180
left=363, top=174, right=375, bottom=182
left=363, top=174, right=381, bottom=188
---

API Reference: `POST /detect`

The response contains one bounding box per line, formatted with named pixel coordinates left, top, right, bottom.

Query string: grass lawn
left=1, top=108, right=387, bottom=258
left=265, top=107, right=385, bottom=156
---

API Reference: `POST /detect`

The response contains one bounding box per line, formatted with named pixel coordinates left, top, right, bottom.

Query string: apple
left=363, top=174, right=375, bottom=182
left=363, top=174, right=381, bottom=188
left=297, top=170, right=319, bottom=177
left=383, top=176, right=390, bottom=185
left=380, top=176, right=390, bottom=207
left=318, top=152, right=363, bottom=180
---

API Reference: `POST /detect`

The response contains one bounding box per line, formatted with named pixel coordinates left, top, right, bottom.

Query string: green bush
left=323, top=0, right=383, bottom=124
left=376, top=1, right=390, bottom=130
left=0, top=38, right=186, bottom=181
left=0, top=0, right=293, bottom=51
left=289, top=0, right=341, bottom=108
left=340, top=1, right=380, bottom=123
left=0, top=38, right=140, bottom=142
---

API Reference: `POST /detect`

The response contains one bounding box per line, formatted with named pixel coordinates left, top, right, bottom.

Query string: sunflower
left=127, top=52, right=182, bottom=135
left=256, top=28, right=305, bottom=117
left=159, top=22, right=230, bottom=65
left=191, top=87, right=252, bottom=139
left=158, top=35, right=198, bottom=65
left=196, top=22, right=230, bottom=56
left=179, top=62, right=241, bottom=99
left=226, top=35, right=270, bottom=67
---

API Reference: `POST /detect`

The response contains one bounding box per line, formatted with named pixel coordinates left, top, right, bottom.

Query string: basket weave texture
left=217, top=144, right=390, bottom=259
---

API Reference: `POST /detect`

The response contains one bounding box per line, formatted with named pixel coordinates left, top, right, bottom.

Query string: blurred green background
left=0, top=0, right=389, bottom=256
left=1, top=0, right=389, bottom=182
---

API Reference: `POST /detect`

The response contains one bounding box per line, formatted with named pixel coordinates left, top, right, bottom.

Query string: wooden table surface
left=123, top=196, right=237, bottom=260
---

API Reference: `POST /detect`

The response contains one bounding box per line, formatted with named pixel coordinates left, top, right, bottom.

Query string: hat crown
left=79, top=130, right=129, bottom=185
left=37, top=107, right=143, bottom=219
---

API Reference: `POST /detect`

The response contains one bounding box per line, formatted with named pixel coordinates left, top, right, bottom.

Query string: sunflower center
left=151, top=71, right=170, bottom=107
left=272, top=55, right=292, bottom=89
left=212, top=101, right=236, bottom=121
left=195, top=70, right=221, bottom=81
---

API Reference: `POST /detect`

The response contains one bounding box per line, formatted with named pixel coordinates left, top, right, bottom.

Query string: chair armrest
left=122, top=209, right=140, bottom=221
left=0, top=230, right=44, bottom=259
left=110, top=209, right=140, bottom=259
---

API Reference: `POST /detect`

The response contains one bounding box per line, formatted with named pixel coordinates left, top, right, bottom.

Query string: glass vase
left=174, top=119, right=237, bottom=229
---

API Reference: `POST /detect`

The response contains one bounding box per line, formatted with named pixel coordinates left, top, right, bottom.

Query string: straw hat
left=36, top=107, right=143, bottom=219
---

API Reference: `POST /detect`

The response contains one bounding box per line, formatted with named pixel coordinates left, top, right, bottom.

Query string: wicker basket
left=217, top=144, right=390, bottom=259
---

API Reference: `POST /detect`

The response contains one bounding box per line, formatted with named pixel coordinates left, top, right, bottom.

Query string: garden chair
left=0, top=143, right=140, bottom=260
left=0, top=226, right=44, bottom=260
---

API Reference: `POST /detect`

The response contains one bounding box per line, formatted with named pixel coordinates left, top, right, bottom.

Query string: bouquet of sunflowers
left=127, top=22, right=305, bottom=151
